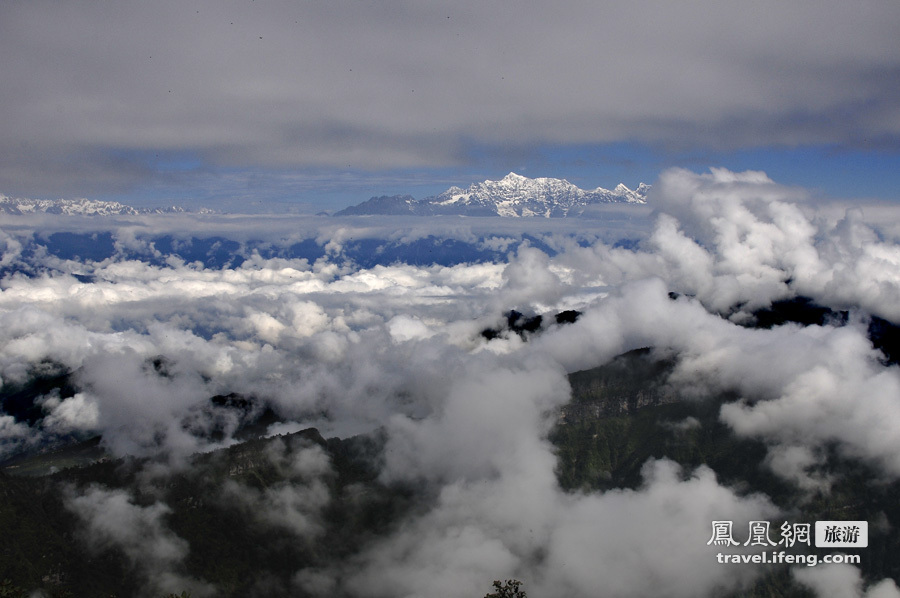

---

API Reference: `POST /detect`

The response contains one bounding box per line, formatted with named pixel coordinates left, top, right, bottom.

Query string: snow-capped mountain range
left=336, top=172, right=650, bottom=217
left=0, top=195, right=205, bottom=216
left=2, top=173, right=649, bottom=217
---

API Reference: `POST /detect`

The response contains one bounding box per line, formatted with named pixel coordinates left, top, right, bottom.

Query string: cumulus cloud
left=719, top=343, right=900, bottom=482
left=655, top=168, right=900, bottom=321
left=41, top=392, right=100, bottom=434
left=499, top=244, right=569, bottom=313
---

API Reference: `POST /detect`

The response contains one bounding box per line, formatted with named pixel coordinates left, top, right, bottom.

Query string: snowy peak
left=334, top=173, right=650, bottom=217
left=0, top=195, right=202, bottom=216
left=0, top=195, right=139, bottom=216
left=421, top=173, right=649, bottom=217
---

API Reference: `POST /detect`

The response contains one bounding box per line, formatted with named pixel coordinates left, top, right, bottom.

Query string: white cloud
left=794, top=564, right=900, bottom=598
left=221, top=439, right=333, bottom=539
left=66, top=485, right=213, bottom=597
left=539, top=460, right=777, bottom=598
left=42, top=392, right=100, bottom=433
left=387, top=315, right=433, bottom=343
left=500, top=244, right=568, bottom=312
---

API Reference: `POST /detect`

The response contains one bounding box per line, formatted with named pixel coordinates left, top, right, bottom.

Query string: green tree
left=0, top=579, right=26, bottom=598
left=484, top=579, right=527, bottom=598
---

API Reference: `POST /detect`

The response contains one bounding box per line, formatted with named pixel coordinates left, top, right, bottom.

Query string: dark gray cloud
left=2, top=0, right=900, bottom=196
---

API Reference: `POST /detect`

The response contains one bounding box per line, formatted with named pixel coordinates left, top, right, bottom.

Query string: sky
left=2, top=0, right=900, bottom=212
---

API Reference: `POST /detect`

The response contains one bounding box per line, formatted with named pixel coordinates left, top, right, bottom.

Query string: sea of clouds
left=2, top=168, right=900, bottom=597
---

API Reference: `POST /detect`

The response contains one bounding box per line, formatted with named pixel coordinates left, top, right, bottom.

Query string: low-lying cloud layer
left=2, top=167, right=900, bottom=595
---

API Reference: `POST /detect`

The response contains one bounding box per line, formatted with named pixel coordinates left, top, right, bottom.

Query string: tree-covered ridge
left=0, top=427, right=418, bottom=597
left=1, top=335, right=899, bottom=595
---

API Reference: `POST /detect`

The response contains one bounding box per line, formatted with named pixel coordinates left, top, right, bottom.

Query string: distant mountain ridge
left=335, top=172, right=650, bottom=217
left=0, top=194, right=209, bottom=216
